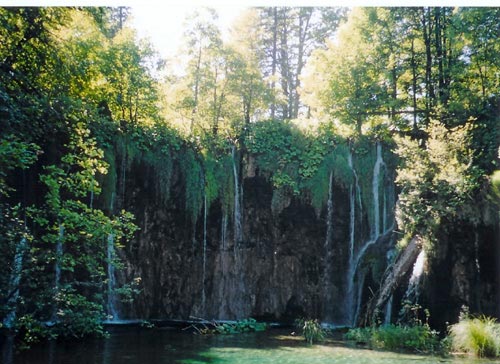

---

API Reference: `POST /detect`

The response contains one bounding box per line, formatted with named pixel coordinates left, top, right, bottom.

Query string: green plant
left=214, top=318, right=267, bottom=335
left=449, top=312, right=500, bottom=358
left=344, top=327, right=372, bottom=344
left=295, top=318, right=326, bottom=345
left=345, top=324, right=443, bottom=354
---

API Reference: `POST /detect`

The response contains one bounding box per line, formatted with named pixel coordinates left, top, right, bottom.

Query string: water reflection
left=8, top=327, right=500, bottom=364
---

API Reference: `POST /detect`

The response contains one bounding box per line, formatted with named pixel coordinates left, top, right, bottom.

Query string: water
left=201, top=194, right=207, bottom=315
left=323, top=171, right=334, bottom=321
left=52, top=225, right=64, bottom=321
left=345, top=143, right=391, bottom=326
left=371, top=143, right=385, bottom=239
left=3, top=237, right=27, bottom=328
left=107, top=233, right=120, bottom=321
left=347, top=150, right=363, bottom=216
left=403, top=249, right=427, bottom=304
left=54, top=225, right=64, bottom=292
left=8, top=327, right=497, bottom=364
left=231, top=145, right=243, bottom=243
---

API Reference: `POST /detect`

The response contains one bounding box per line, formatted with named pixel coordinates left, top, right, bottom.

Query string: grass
left=345, top=324, right=443, bottom=354
left=295, top=319, right=326, bottom=345
left=449, top=315, right=500, bottom=358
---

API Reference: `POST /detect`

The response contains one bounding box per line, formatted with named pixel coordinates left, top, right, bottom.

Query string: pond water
left=6, top=326, right=500, bottom=364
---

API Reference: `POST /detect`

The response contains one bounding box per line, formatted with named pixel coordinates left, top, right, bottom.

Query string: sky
left=130, top=4, right=247, bottom=60
left=1, top=0, right=498, bottom=61
left=128, top=0, right=498, bottom=62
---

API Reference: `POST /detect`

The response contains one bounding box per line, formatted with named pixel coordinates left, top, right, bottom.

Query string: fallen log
left=362, top=235, right=423, bottom=325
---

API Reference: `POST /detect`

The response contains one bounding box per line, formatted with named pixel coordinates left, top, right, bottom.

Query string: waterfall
left=345, top=142, right=390, bottom=326
left=107, top=233, right=120, bottom=321
left=384, top=294, right=394, bottom=325
left=201, top=193, right=207, bottom=314
left=221, top=212, right=227, bottom=250
left=231, top=145, right=242, bottom=243
left=474, top=230, right=481, bottom=274
left=52, top=225, right=64, bottom=322
left=402, top=249, right=426, bottom=307
left=353, top=272, right=366, bottom=325
left=54, top=225, right=64, bottom=292
left=323, top=170, right=334, bottom=320
left=347, top=151, right=360, bottom=266
left=372, top=143, right=384, bottom=239
left=120, top=147, right=126, bottom=207
left=3, top=237, right=27, bottom=328
left=325, top=171, right=334, bottom=250
left=348, top=150, right=363, bottom=216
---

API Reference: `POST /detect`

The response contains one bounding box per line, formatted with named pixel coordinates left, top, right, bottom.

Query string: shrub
left=344, top=327, right=372, bottom=344
left=215, top=318, right=267, bottom=335
left=345, top=324, right=443, bottom=354
left=295, top=318, right=326, bottom=345
left=449, top=314, right=500, bottom=358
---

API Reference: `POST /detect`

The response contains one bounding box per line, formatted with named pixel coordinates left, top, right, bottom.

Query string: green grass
left=295, top=318, right=326, bottom=344
left=449, top=315, right=500, bottom=358
left=345, top=324, right=443, bottom=354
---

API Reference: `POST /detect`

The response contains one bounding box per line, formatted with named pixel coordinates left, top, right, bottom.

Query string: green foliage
left=0, top=137, right=39, bottom=197
left=192, top=318, right=268, bottom=335
left=449, top=309, right=500, bottom=358
left=181, top=149, right=204, bottom=223
left=344, top=326, right=372, bottom=344
left=295, top=318, right=326, bottom=345
left=15, top=315, right=55, bottom=349
left=51, top=289, right=107, bottom=339
left=345, top=323, right=443, bottom=354
left=395, top=120, right=480, bottom=252
left=491, top=170, right=500, bottom=201
left=215, top=318, right=268, bottom=335
left=246, top=120, right=304, bottom=194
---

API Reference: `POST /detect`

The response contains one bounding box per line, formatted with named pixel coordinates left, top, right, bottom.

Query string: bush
left=449, top=314, right=500, bottom=358
left=295, top=319, right=326, bottom=345
left=344, top=327, right=372, bottom=344
left=345, top=324, right=443, bottom=354
left=215, top=318, right=267, bottom=335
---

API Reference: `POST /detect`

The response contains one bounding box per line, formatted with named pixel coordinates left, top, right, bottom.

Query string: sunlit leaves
left=395, top=120, right=479, bottom=244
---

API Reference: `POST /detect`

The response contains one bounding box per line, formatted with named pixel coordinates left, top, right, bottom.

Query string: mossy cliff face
left=99, top=138, right=499, bottom=327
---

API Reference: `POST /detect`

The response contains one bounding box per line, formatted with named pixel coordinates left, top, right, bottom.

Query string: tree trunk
left=270, top=7, right=278, bottom=120
left=362, top=235, right=423, bottom=325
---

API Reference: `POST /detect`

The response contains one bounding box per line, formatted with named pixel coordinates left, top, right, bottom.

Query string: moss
left=181, top=149, right=204, bottom=224
left=100, top=148, right=117, bottom=213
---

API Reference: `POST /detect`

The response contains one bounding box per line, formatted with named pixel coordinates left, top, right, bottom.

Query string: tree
left=256, top=7, right=346, bottom=120
left=303, top=8, right=389, bottom=136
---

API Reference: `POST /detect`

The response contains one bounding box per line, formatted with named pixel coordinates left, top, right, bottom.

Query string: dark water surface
left=6, top=327, right=500, bottom=364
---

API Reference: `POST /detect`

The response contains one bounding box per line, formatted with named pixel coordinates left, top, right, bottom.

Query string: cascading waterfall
left=231, top=145, right=243, bottom=244
left=372, top=143, right=384, bottom=239
left=347, top=151, right=361, bottom=269
left=52, top=225, right=64, bottom=321
left=325, top=171, right=334, bottom=250
left=345, top=142, right=391, bottom=326
left=402, top=249, right=427, bottom=306
left=323, top=170, right=334, bottom=321
left=54, top=225, right=64, bottom=292
left=107, top=233, right=120, bottom=321
left=221, top=212, right=227, bottom=250
left=348, top=150, right=363, bottom=217
left=384, top=248, right=396, bottom=325
left=105, top=191, right=120, bottom=321
left=384, top=295, right=393, bottom=325
left=201, top=193, right=207, bottom=314
left=3, top=237, right=27, bottom=328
